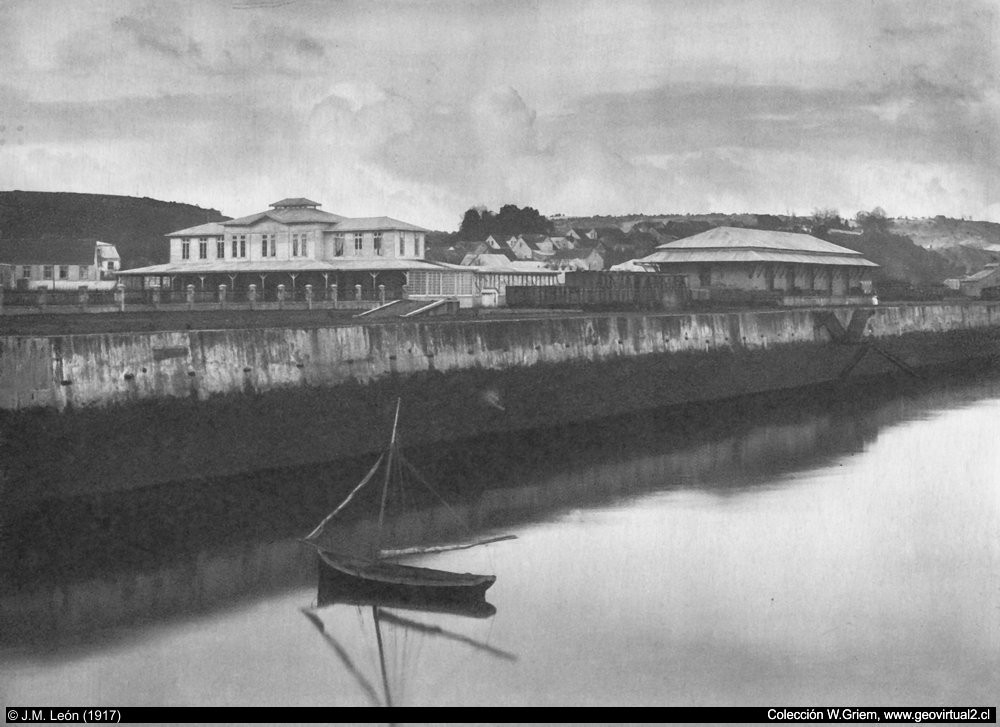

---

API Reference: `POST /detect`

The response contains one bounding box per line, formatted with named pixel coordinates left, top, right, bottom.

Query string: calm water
left=2, top=373, right=998, bottom=706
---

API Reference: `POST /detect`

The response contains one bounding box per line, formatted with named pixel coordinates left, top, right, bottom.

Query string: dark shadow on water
left=3, top=366, right=1000, bottom=649
left=303, top=572, right=513, bottom=708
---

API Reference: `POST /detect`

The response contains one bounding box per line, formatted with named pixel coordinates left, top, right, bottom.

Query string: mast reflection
left=302, top=573, right=514, bottom=708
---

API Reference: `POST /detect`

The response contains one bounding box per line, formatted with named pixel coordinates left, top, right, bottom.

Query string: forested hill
left=0, top=191, right=229, bottom=268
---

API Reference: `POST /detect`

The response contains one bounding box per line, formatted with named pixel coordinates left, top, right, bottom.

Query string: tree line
left=458, top=204, right=554, bottom=239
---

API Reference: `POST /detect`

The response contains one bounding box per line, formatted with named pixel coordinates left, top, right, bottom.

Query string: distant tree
left=663, top=219, right=712, bottom=239
left=459, top=208, right=487, bottom=240
left=457, top=204, right=553, bottom=238
left=810, top=207, right=843, bottom=237
left=856, top=207, right=890, bottom=235
left=754, top=214, right=784, bottom=231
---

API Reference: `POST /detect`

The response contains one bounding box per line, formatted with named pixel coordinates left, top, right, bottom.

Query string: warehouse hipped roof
left=637, top=227, right=878, bottom=267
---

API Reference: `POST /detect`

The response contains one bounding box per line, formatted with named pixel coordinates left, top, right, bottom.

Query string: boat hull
left=316, top=550, right=496, bottom=612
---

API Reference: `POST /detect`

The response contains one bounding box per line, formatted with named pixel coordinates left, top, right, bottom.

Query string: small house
left=548, top=248, right=605, bottom=271
left=0, top=238, right=121, bottom=290
left=954, top=264, right=1000, bottom=298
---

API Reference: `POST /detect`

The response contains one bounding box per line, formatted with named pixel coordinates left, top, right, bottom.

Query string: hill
left=0, top=191, right=229, bottom=268
left=890, top=217, right=1000, bottom=251
left=557, top=212, right=966, bottom=286
left=821, top=230, right=959, bottom=287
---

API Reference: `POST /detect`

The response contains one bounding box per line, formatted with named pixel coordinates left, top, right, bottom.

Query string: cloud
left=113, top=12, right=204, bottom=61
left=1, top=0, right=998, bottom=227
left=308, top=85, right=415, bottom=154
left=471, top=87, right=539, bottom=160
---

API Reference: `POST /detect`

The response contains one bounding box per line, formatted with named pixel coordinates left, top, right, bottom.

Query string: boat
left=316, top=562, right=498, bottom=618
left=302, top=398, right=513, bottom=608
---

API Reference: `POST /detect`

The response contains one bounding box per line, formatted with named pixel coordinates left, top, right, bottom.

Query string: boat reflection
left=303, top=574, right=513, bottom=707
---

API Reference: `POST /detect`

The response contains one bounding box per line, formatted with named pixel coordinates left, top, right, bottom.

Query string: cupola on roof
left=270, top=198, right=321, bottom=209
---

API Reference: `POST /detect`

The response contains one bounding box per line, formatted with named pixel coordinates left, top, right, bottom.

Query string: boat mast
left=372, top=606, right=394, bottom=708
left=376, top=398, right=402, bottom=553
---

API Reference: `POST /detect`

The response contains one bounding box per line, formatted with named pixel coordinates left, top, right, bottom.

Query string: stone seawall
left=5, top=303, right=999, bottom=412
left=2, top=303, right=999, bottom=500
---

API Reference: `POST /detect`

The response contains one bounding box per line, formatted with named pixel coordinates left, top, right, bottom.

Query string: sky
left=0, top=0, right=998, bottom=230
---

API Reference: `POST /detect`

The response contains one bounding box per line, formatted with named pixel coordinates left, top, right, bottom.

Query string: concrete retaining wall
left=2, top=303, right=999, bottom=500
left=5, top=303, right=998, bottom=413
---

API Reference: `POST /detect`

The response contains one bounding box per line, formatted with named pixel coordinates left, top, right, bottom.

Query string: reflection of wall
left=6, top=373, right=998, bottom=647
left=2, top=304, right=1000, bottom=500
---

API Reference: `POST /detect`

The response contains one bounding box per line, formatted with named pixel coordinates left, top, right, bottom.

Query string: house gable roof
left=0, top=237, right=99, bottom=266
left=961, top=264, right=1000, bottom=282
left=519, top=234, right=550, bottom=244
left=589, top=226, right=625, bottom=239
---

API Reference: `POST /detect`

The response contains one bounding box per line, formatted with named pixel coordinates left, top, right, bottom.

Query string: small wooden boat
left=303, top=399, right=511, bottom=606
left=316, top=551, right=496, bottom=607
left=316, top=556, right=497, bottom=619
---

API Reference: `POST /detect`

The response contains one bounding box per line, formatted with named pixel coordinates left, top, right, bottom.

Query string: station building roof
left=116, top=259, right=454, bottom=276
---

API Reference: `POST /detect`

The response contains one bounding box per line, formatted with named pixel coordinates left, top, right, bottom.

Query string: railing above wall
left=0, top=283, right=405, bottom=315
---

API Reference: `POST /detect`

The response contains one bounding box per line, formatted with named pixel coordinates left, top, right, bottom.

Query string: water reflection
left=1, top=370, right=999, bottom=706
left=304, top=572, right=512, bottom=708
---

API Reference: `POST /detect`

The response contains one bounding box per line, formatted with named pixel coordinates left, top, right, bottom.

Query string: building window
left=199, top=238, right=208, bottom=259
left=237, top=235, right=247, bottom=258
left=270, top=235, right=276, bottom=257
left=79, top=266, right=89, bottom=279
left=399, top=233, right=406, bottom=256
left=182, top=241, right=191, bottom=260
left=301, top=235, right=308, bottom=257
left=292, top=234, right=299, bottom=257
left=21, top=265, right=31, bottom=279
left=334, top=234, right=344, bottom=256
left=261, top=235, right=268, bottom=257
left=417, top=234, right=424, bottom=258
left=217, top=239, right=225, bottom=258
left=231, top=237, right=238, bottom=258
left=59, top=265, right=69, bottom=280
left=374, top=231, right=383, bottom=256
left=354, top=233, right=363, bottom=254
left=260, top=234, right=275, bottom=257
left=43, top=265, right=54, bottom=280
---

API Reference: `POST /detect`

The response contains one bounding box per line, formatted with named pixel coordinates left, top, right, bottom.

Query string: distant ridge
left=0, top=191, right=230, bottom=268
left=553, top=211, right=994, bottom=285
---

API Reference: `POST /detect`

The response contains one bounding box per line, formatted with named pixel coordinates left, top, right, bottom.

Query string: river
left=1, top=371, right=998, bottom=707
